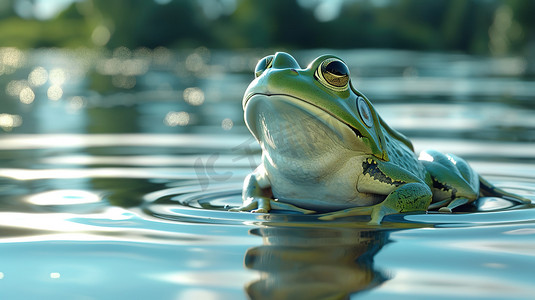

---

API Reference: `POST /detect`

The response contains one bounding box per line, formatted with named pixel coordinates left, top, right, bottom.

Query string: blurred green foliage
left=0, top=0, right=533, bottom=55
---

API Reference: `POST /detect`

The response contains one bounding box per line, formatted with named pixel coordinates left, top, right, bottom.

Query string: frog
left=230, top=52, right=531, bottom=224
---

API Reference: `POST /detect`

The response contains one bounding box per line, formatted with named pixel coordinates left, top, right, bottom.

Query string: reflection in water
left=244, top=227, right=389, bottom=300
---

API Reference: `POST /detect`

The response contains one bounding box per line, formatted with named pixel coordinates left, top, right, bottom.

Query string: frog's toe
left=437, top=197, right=470, bottom=213
left=228, top=202, right=257, bottom=212
left=438, top=207, right=452, bottom=213
left=318, top=206, right=375, bottom=221
left=318, top=214, right=336, bottom=221
left=229, top=197, right=272, bottom=213
left=270, top=200, right=316, bottom=214
left=228, top=198, right=261, bottom=212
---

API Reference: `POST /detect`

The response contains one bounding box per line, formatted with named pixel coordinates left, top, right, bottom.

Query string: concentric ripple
left=142, top=174, right=535, bottom=228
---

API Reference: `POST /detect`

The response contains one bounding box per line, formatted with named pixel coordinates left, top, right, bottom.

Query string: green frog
left=230, top=52, right=531, bottom=224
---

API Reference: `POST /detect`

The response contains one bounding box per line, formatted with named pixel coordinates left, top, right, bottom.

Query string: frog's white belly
left=247, top=94, right=386, bottom=211
left=265, top=154, right=386, bottom=211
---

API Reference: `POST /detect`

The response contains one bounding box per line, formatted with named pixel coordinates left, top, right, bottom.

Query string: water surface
left=0, top=48, right=534, bottom=299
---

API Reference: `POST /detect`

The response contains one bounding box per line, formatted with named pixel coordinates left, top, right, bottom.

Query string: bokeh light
left=112, top=75, right=136, bottom=89
left=221, top=118, right=233, bottom=130
left=183, top=87, right=205, bottom=106
left=0, top=114, right=23, bottom=131
left=47, top=85, right=63, bottom=101
left=164, top=111, right=190, bottom=127
left=0, top=48, right=24, bottom=75
left=6, top=80, right=28, bottom=97
left=28, top=66, right=48, bottom=87
left=68, top=96, right=86, bottom=111
left=49, top=68, right=66, bottom=85
left=19, top=86, right=35, bottom=104
left=91, top=25, right=111, bottom=46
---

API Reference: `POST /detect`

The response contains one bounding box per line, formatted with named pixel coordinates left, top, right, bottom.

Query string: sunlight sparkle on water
left=49, top=68, right=66, bottom=85
left=0, top=47, right=24, bottom=74
left=183, top=87, right=205, bottom=106
left=19, top=86, right=35, bottom=104
left=26, top=190, right=101, bottom=206
left=68, top=96, right=86, bottom=112
left=0, top=113, right=23, bottom=131
left=165, top=111, right=190, bottom=126
left=150, top=270, right=249, bottom=289
left=0, top=208, right=135, bottom=238
left=47, top=84, right=63, bottom=100
left=28, top=66, right=48, bottom=87
left=221, top=118, right=233, bottom=130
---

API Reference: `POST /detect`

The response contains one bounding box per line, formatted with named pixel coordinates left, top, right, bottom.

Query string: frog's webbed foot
left=318, top=203, right=394, bottom=225
left=320, top=182, right=432, bottom=225
left=318, top=206, right=374, bottom=221
left=437, top=198, right=470, bottom=213
left=229, top=197, right=272, bottom=213
left=438, top=207, right=452, bottom=213
left=229, top=197, right=316, bottom=215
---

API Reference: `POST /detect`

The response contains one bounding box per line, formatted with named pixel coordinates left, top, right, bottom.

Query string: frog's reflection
left=243, top=226, right=390, bottom=299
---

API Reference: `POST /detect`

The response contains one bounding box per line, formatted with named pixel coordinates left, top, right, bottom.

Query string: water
left=1, top=48, right=535, bottom=299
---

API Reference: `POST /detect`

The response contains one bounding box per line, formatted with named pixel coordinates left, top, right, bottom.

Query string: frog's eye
left=255, top=55, right=274, bottom=77
left=357, top=96, right=374, bottom=127
left=315, top=58, right=350, bottom=91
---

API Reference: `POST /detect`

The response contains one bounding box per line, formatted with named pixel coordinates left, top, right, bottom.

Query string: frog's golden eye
left=316, top=58, right=350, bottom=91
left=255, top=55, right=274, bottom=77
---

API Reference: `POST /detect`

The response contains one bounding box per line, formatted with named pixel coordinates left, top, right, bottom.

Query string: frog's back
left=382, top=128, right=428, bottom=181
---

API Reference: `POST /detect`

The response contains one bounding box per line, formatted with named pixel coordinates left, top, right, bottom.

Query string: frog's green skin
left=230, top=52, right=531, bottom=224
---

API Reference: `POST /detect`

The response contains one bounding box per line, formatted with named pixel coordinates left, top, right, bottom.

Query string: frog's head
left=243, top=52, right=391, bottom=161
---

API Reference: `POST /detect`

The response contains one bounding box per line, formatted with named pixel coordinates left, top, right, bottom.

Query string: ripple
left=142, top=175, right=535, bottom=229
left=143, top=183, right=381, bottom=227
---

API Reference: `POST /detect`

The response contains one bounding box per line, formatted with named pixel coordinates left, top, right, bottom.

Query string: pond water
left=0, top=48, right=534, bottom=299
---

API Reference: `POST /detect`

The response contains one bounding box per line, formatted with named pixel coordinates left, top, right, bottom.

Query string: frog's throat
left=244, top=93, right=383, bottom=157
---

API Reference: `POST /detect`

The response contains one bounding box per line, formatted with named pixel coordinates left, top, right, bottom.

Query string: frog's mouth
left=244, top=93, right=369, bottom=153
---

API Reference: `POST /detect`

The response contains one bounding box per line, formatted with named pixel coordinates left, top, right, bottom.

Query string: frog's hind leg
left=419, top=150, right=479, bottom=213
left=479, top=176, right=532, bottom=205
left=320, top=182, right=432, bottom=225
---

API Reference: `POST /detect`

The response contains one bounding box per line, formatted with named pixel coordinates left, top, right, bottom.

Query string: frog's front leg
left=230, top=167, right=315, bottom=214
left=320, top=159, right=433, bottom=225
left=229, top=170, right=273, bottom=213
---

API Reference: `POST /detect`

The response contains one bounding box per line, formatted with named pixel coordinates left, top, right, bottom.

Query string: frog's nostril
left=290, top=69, right=298, bottom=74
